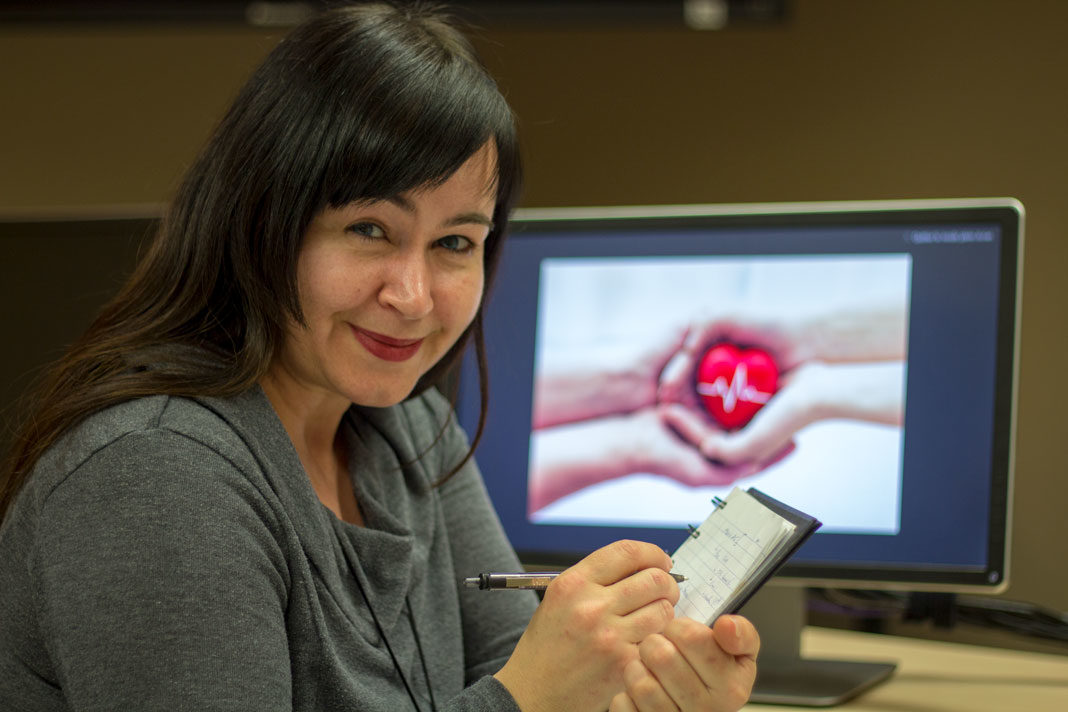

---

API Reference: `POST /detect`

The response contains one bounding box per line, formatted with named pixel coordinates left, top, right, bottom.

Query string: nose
left=379, top=250, right=433, bottom=319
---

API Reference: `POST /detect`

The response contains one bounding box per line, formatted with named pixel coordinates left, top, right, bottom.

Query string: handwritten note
left=673, top=487, right=797, bottom=624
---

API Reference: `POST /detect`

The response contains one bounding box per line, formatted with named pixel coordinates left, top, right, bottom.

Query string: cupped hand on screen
left=629, top=407, right=757, bottom=488
left=658, top=401, right=796, bottom=476
left=665, top=358, right=905, bottom=470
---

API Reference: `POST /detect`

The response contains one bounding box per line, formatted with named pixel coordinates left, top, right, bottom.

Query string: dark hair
left=0, top=1, right=520, bottom=520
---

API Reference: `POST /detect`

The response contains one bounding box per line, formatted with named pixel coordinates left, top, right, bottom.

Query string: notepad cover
left=672, top=486, right=821, bottom=625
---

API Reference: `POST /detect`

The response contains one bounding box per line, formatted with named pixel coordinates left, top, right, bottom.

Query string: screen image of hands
left=657, top=298, right=907, bottom=473
left=527, top=295, right=907, bottom=516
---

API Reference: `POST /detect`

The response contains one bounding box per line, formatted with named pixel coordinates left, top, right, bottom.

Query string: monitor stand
left=737, top=586, right=897, bottom=707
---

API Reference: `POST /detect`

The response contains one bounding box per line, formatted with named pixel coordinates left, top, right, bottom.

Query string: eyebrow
left=387, top=195, right=495, bottom=230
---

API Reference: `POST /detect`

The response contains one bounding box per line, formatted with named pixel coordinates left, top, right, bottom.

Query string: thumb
left=714, top=615, right=760, bottom=659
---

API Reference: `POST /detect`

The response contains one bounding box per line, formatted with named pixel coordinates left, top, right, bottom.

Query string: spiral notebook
left=673, top=486, right=821, bottom=624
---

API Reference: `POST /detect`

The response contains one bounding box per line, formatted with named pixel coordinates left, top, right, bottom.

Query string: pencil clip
left=712, top=496, right=727, bottom=510
left=686, top=524, right=701, bottom=539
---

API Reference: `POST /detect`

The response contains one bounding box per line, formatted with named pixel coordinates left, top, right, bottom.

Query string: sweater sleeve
left=425, top=396, right=538, bottom=706
left=31, top=428, right=292, bottom=712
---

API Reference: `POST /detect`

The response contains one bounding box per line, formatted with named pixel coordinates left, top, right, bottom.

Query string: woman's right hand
left=493, top=540, right=681, bottom=712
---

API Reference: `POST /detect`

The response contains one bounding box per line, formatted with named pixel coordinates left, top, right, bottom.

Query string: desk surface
left=743, top=626, right=1068, bottom=711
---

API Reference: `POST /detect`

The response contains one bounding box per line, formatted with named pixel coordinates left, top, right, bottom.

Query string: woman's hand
left=608, top=615, right=760, bottom=712
left=494, top=540, right=681, bottom=712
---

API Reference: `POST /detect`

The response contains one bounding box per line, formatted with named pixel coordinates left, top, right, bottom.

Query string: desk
left=743, top=627, right=1068, bottom=711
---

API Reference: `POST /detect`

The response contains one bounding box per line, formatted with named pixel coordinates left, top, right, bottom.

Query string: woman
left=0, top=3, right=758, bottom=711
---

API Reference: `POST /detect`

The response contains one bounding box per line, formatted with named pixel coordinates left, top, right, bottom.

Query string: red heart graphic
left=696, top=344, right=779, bottom=430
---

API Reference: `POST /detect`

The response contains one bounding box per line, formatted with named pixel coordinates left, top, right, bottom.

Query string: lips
left=351, top=326, right=424, bottom=362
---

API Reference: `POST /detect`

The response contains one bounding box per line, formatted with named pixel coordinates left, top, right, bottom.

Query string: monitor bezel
left=466, top=198, right=1021, bottom=593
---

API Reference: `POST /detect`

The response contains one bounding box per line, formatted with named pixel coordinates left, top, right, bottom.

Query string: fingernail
left=728, top=616, right=742, bottom=643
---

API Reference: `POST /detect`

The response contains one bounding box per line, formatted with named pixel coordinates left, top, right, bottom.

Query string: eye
left=345, top=221, right=386, bottom=240
left=436, top=234, right=476, bottom=254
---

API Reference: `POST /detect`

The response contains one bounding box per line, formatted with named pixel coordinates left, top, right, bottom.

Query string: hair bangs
left=322, top=66, right=515, bottom=211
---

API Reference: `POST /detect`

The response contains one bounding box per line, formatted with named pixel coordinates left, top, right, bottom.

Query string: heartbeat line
left=696, top=363, right=772, bottom=413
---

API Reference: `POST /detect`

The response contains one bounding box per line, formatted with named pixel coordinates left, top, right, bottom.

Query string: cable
left=352, top=576, right=427, bottom=712
left=407, top=601, right=439, bottom=712
left=807, top=588, right=1068, bottom=646
left=339, top=538, right=432, bottom=712
left=954, top=595, right=1068, bottom=644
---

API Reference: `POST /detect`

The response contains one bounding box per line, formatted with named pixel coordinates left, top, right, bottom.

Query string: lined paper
left=673, top=487, right=796, bottom=624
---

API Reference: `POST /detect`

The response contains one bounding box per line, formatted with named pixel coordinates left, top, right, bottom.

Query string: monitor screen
left=457, top=199, right=1021, bottom=593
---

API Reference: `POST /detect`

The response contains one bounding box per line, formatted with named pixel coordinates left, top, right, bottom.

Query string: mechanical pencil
left=464, top=571, right=687, bottom=591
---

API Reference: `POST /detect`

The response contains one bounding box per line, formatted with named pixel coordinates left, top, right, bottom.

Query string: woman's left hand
left=608, top=615, right=759, bottom=712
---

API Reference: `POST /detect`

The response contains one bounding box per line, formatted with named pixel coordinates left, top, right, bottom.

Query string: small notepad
left=673, top=486, right=821, bottom=624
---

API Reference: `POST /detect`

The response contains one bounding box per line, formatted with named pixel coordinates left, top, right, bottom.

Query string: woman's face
left=272, top=141, right=497, bottom=409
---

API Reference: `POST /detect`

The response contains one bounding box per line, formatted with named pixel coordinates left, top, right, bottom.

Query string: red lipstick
left=352, top=327, right=423, bottom=362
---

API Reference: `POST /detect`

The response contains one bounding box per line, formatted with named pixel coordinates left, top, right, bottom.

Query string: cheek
left=452, top=271, right=484, bottom=329
left=298, top=253, right=364, bottom=322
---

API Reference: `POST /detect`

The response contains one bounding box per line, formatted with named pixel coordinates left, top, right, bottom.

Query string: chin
left=336, top=359, right=436, bottom=408
left=345, top=381, right=420, bottom=409
left=349, top=392, right=409, bottom=409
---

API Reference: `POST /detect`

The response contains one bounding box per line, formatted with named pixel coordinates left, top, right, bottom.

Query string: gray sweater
left=0, top=387, right=538, bottom=711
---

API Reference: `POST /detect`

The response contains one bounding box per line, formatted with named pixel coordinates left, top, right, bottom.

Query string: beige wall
left=2, top=0, right=1065, bottom=613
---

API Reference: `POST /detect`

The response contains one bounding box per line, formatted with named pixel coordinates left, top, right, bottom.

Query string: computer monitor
left=455, top=198, right=1022, bottom=706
